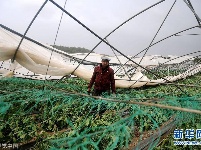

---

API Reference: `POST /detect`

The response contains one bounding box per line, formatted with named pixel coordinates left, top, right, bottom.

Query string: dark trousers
left=92, top=89, right=110, bottom=96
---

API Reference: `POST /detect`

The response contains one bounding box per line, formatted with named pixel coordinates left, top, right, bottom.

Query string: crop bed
left=0, top=73, right=201, bottom=149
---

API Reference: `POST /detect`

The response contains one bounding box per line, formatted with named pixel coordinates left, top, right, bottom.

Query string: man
left=88, top=56, right=116, bottom=96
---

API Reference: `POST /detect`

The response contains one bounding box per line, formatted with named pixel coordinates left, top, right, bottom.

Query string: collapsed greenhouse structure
left=0, top=0, right=201, bottom=149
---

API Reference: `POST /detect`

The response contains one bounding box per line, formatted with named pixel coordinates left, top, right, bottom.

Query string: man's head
left=101, top=56, right=110, bottom=68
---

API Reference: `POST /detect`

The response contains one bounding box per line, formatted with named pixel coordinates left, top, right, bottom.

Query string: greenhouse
left=0, top=0, right=201, bottom=149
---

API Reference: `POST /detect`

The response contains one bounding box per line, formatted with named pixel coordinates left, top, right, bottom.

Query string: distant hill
left=52, top=45, right=92, bottom=53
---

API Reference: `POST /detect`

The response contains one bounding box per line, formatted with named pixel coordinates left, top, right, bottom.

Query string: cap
left=101, top=56, right=111, bottom=61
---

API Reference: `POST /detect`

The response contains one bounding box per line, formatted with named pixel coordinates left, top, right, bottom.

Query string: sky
left=0, top=0, right=201, bottom=56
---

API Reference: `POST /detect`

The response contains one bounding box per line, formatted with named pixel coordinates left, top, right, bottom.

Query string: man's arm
left=110, top=69, right=116, bottom=94
left=88, top=67, right=96, bottom=92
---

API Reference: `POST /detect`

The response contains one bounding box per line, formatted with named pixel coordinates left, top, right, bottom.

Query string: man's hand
left=111, top=93, right=116, bottom=98
left=87, top=88, right=91, bottom=95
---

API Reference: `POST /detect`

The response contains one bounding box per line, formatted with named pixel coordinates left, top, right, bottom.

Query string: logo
left=173, top=129, right=201, bottom=145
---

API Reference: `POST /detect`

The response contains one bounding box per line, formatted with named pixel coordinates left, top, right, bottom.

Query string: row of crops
left=0, top=72, right=201, bottom=149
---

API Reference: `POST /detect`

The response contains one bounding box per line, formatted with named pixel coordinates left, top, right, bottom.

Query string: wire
left=44, top=0, right=68, bottom=82
left=138, top=0, right=177, bottom=67
left=115, top=26, right=199, bottom=74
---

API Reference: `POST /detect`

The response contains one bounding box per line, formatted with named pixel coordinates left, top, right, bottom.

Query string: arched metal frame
left=8, top=0, right=201, bottom=93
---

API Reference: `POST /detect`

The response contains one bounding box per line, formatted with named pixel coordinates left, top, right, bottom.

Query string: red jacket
left=88, top=64, right=116, bottom=93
